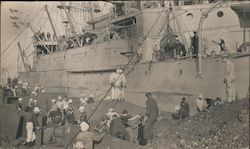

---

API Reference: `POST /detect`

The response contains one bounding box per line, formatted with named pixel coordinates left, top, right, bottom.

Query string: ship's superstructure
left=18, top=0, right=250, bottom=114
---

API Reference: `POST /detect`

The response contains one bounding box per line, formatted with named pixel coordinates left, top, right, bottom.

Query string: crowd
left=0, top=53, right=236, bottom=148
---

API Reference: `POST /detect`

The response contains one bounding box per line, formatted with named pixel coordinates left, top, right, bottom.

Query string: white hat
left=41, top=90, right=45, bottom=93
left=34, top=107, right=41, bottom=113
left=34, top=100, right=38, bottom=103
left=31, top=91, right=37, bottom=95
left=79, top=106, right=85, bottom=112
left=198, top=94, right=203, bottom=99
left=175, top=105, right=180, bottom=112
left=108, top=108, right=114, bottom=113
left=51, top=99, right=56, bottom=103
left=80, top=122, right=89, bottom=131
left=68, top=99, right=73, bottom=104
left=74, top=141, right=84, bottom=148
left=18, top=98, right=23, bottom=102
left=58, top=96, right=62, bottom=100
left=119, top=69, right=123, bottom=73
left=29, top=98, right=34, bottom=102
left=89, top=94, right=93, bottom=98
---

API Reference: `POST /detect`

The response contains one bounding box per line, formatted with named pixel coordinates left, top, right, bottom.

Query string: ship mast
left=60, top=2, right=81, bottom=47
left=17, top=42, right=27, bottom=73
left=44, top=5, right=59, bottom=43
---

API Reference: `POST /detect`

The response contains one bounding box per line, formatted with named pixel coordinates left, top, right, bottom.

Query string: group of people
left=33, top=31, right=54, bottom=42
left=73, top=91, right=159, bottom=149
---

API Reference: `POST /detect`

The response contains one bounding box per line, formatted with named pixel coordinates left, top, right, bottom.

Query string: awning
left=231, top=3, right=250, bottom=28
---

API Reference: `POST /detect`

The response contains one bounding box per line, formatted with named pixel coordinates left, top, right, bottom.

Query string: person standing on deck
left=109, top=69, right=120, bottom=100
left=223, top=55, right=236, bottom=102
left=191, top=31, right=199, bottom=58
left=144, top=92, right=159, bottom=147
left=118, top=68, right=126, bottom=101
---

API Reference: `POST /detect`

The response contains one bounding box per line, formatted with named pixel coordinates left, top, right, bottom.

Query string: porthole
left=187, top=13, right=193, bottom=19
left=217, top=11, right=224, bottom=17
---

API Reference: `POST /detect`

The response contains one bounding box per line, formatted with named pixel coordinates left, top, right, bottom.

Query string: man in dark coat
left=143, top=92, right=159, bottom=146
left=191, top=31, right=199, bottom=58
left=109, top=114, right=130, bottom=141
left=172, top=97, right=190, bottom=120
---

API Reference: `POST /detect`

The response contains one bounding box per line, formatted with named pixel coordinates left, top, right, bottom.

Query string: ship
left=16, top=0, right=250, bottom=115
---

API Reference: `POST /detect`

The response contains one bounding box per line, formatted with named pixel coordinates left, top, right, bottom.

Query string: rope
left=87, top=10, right=163, bottom=122
left=1, top=7, right=44, bottom=55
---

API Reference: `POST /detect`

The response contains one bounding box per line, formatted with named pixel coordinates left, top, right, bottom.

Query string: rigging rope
left=1, top=7, right=44, bottom=55
left=66, top=11, right=163, bottom=148
left=87, top=11, right=163, bottom=122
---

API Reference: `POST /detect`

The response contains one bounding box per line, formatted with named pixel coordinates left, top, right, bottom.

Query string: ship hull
left=19, top=54, right=249, bottom=115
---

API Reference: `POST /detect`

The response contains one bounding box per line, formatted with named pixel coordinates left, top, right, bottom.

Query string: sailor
left=109, top=69, right=119, bottom=100
left=16, top=97, right=23, bottom=111
left=106, top=108, right=119, bottom=129
left=191, top=31, right=199, bottom=58
left=56, top=96, right=63, bottom=110
left=24, top=107, right=41, bottom=146
left=25, top=98, right=34, bottom=113
left=79, top=106, right=88, bottom=123
left=171, top=97, right=190, bottom=120
left=120, top=109, right=135, bottom=142
left=46, top=32, right=51, bottom=41
left=196, top=94, right=208, bottom=112
left=48, top=104, right=64, bottom=126
left=109, top=68, right=126, bottom=101
left=33, top=99, right=39, bottom=109
left=109, top=113, right=131, bottom=141
left=64, top=103, right=77, bottom=124
left=62, top=96, right=68, bottom=110
left=212, top=39, right=228, bottom=55
left=80, top=94, right=88, bottom=107
left=144, top=92, right=159, bottom=146
left=87, top=94, right=94, bottom=104
left=104, top=25, right=110, bottom=41
left=30, top=91, right=38, bottom=99
left=152, top=41, right=160, bottom=62
left=137, top=41, right=143, bottom=61
left=118, top=68, right=126, bottom=101
left=56, top=96, right=65, bottom=120
left=47, top=99, right=57, bottom=124
left=223, top=55, right=236, bottom=102
left=74, top=122, right=106, bottom=149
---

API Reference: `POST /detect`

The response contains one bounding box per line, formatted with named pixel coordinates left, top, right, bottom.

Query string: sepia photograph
left=0, top=0, right=249, bottom=149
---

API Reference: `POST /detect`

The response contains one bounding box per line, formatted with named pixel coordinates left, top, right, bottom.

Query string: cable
left=66, top=12, right=163, bottom=148
left=1, top=7, right=44, bottom=55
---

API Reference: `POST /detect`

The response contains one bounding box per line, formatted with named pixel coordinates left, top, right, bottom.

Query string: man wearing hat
left=74, top=122, right=106, bottom=149
left=24, top=107, right=41, bottom=146
left=78, top=106, right=87, bottom=123
left=144, top=92, right=159, bottom=146
left=223, top=55, right=236, bottom=102
left=109, top=68, right=126, bottom=101
left=16, top=98, right=23, bottom=111
left=191, top=31, right=199, bottom=58
left=196, top=94, right=208, bottom=112
left=25, top=98, right=34, bottom=113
